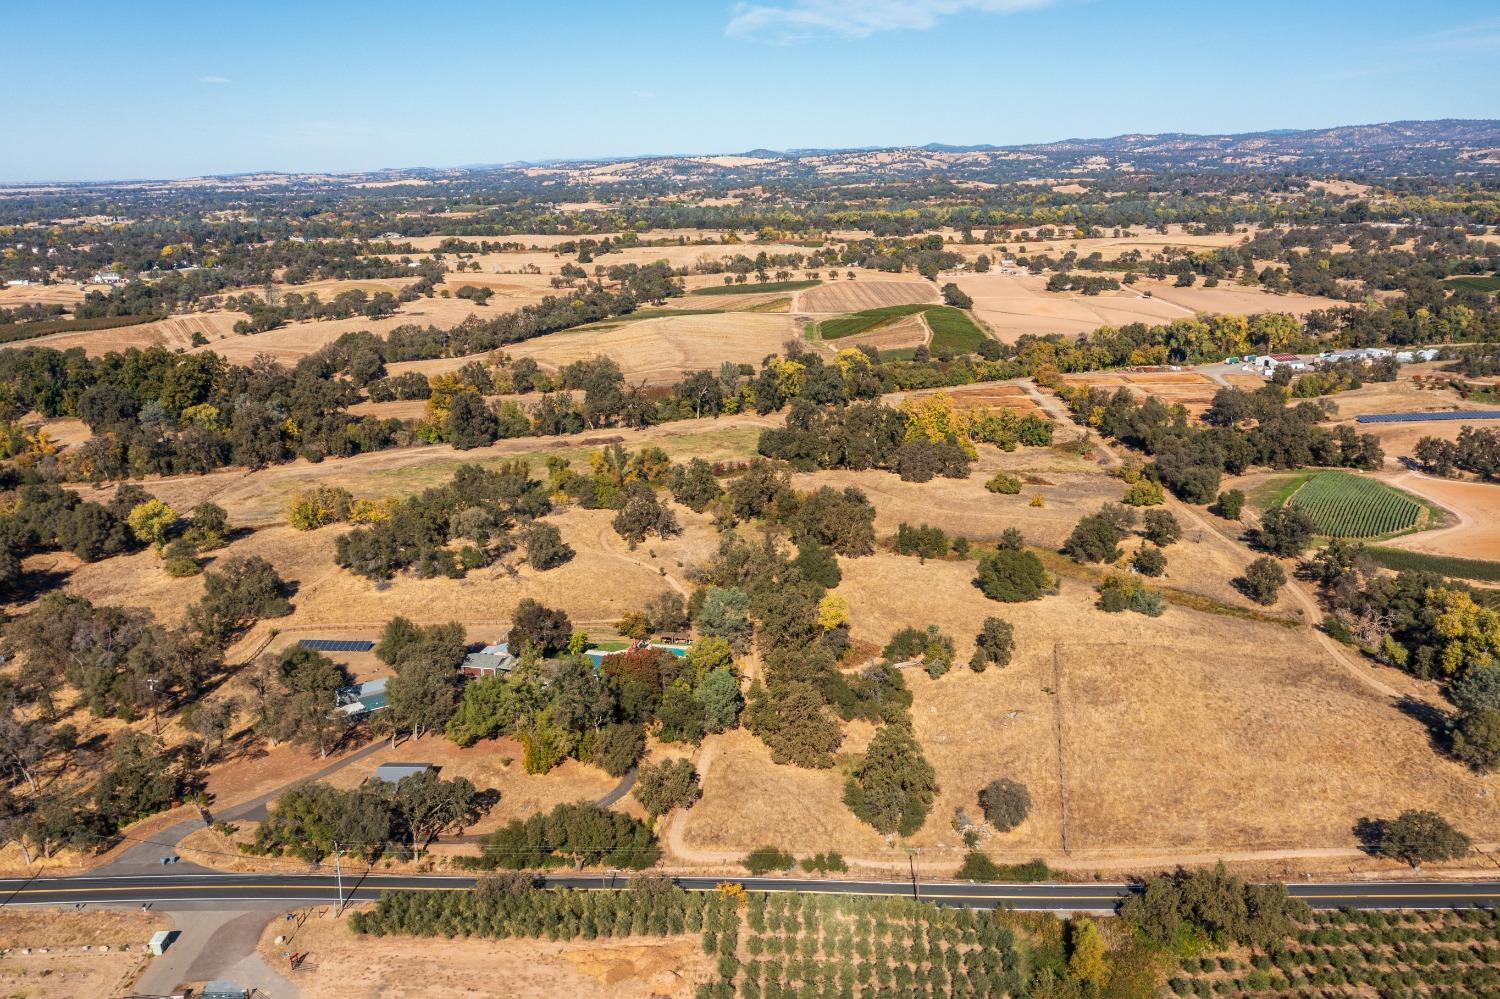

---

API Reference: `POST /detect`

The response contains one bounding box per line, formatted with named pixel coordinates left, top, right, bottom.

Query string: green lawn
left=690, top=279, right=819, bottom=296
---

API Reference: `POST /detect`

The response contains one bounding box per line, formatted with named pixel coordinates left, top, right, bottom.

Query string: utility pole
left=333, top=843, right=345, bottom=916
left=908, top=849, right=921, bottom=903
left=146, top=677, right=160, bottom=737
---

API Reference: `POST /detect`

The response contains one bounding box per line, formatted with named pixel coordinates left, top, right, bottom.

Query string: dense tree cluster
left=249, top=772, right=486, bottom=862
left=335, top=463, right=552, bottom=579
left=467, top=802, right=658, bottom=870
left=1063, top=383, right=1382, bottom=503
left=1413, top=426, right=1500, bottom=480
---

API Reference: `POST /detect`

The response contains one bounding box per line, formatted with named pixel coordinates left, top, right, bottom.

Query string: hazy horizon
left=5, top=0, right=1498, bottom=183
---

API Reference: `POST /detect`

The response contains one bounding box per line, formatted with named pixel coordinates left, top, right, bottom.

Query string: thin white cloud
left=631, top=90, right=656, bottom=99
left=196, top=75, right=232, bottom=85
left=726, top=0, right=1056, bottom=41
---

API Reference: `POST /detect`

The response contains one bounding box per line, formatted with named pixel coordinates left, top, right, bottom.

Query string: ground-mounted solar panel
left=1355, top=410, right=1500, bottom=424
left=298, top=639, right=374, bottom=652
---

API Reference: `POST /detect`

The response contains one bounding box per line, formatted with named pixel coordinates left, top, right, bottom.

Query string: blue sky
left=5, top=0, right=1498, bottom=181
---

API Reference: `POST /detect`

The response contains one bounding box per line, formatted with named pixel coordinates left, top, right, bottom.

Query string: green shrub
left=744, top=846, right=797, bottom=875
left=985, top=472, right=1023, bottom=495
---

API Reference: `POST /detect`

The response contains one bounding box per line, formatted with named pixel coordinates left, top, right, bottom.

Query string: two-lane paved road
left=3, top=872, right=1497, bottom=913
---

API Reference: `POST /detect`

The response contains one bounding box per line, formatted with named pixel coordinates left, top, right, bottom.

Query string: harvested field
left=1379, top=470, right=1500, bottom=561
left=0, top=908, right=164, bottom=999
left=261, top=910, right=713, bottom=999
left=796, top=279, right=937, bottom=314
left=903, top=382, right=1046, bottom=417
left=948, top=273, right=1192, bottom=342
left=1061, top=371, right=1222, bottom=414
left=950, top=223, right=1262, bottom=264
left=21, top=309, right=246, bottom=354
left=492, top=312, right=792, bottom=385
left=1137, top=280, right=1345, bottom=318
left=831, top=312, right=929, bottom=352
left=0, top=284, right=86, bottom=309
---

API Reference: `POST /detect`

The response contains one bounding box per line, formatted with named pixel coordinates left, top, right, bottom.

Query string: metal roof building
left=374, top=762, right=434, bottom=783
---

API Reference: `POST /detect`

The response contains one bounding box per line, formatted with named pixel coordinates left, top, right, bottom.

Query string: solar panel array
left=298, top=638, right=374, bottom=652
left=1355, top=410, right=1500, bottom=424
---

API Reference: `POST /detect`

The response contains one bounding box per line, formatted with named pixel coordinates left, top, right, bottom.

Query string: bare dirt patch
left=263, top=909, right=713, bottom=999
left=1061, top=371, right=1223, bottom=415
left=0, top=908, right=165, bottom=999
left=1379, top=471, right=1500, bottom=561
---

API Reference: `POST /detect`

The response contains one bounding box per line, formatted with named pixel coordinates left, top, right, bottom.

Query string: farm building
left=334, top=677, right=389, bottom=717
left=461, top=641, right=516, bottom=677
left=1394, top=348, right=1441, bottom=363
left=1252, top=353, right=1307, bottom=374
left=374, top=762, right=434, bottom=783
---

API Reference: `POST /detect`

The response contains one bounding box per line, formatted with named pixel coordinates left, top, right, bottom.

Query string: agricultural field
left=1287, top=471, right=1426, bottom=538
left=796, top=279, right=937, bottom=315
left=503, top=312, right=793, bottom=384
left=1171, top=907, right=1500, bottom=998
left=1060, top=371, right=1224, bottom=415
left=22, top=308, right=247, bottom=354
left=816, top=304, right=988, bottom=354
left=1446, top=274, right=1500, bottom=292
left=820, top=311, right=930, bottom=352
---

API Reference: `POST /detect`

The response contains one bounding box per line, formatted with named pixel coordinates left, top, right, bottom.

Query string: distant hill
left=466, top=119, right=1500, bottom=186
left=14, top=120, right=1499, bottom=193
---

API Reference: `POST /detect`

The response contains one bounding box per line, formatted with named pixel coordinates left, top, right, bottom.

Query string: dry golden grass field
left=948, top=273, right=1195, bottom=342
left=401, top=312, right=795, bottom=385
left=1137, top=280, right=1346, bottom=318
left=675, top=542, right=1498, bottom=867
left=948, top=223, right=1263, bottom=262
left=261, top=910, right=713, bottom=999
left=795, top=278, right=938, bottom=314
left=24, top=309, right=247, bottom=355
left=947, top=271, right=1344, bottom=343
left=0, top=283, right=87, bottom=309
